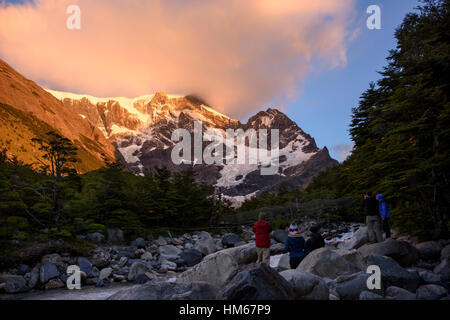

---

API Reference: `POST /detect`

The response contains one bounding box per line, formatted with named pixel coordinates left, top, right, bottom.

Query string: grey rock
left=218, top=263, right=295, bottom=300
left=298, top=247, right=362, bottom=279
left=158, top=245, right=182, bottom=261
left=108, top=281, right=216, bottom=300
left=365, top=255, right=420, bottom=292
left=433, top=258, right=450, bottom=281
left=272, top=229, right=288, bottom=243
left=338, top=226, right=368, bottom=250
left=281, top=271, right=329, bottom=300
left=128, top=262, right=151, bottom=281
left=171, top=282, right=219, bottom=300
left=358, top=239, right=419, bottom=267
left=419, top=270, right=442, bottom=285
left=270, top=242, right=287, bottom=255
left=130, top=238, right=146, bottom=249
left=154, top=236, right=168, bottom=246
left=359, top=290, right=383, bottom=300
left=222, top=234, right=242, bottom=248
left=141, top=251, right=153, bottom=261
left=90, top=248, right=110, bottom=268
left=99, top=267, right=112, bottom=280
left=4, top=279, right=29, bottom=293
left=385, top=286, right=416, bottom=300
left=180, top=249, right=203, bottom=267
left=194, top=232, right=216, bottom=256
left=335, top=272, right=373, bottom=300
left=134, top=273, right=152, bottom=284
left=77, top=257, right=93, bottom=276
left=44, top=278, right=65, bottom=290
left=415, top=241, right=442, bottom=261
left=40, top=263, right=60, bottom=283
left=416, top=284, right=448, bottom=300
left=96, top=279, right=109, bottom=287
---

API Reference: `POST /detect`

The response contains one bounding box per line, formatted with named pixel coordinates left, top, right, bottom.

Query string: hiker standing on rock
left=285, top=223, right=306, bottom=269
left=376, top=194, right=391, bottom=239
left=304, top=226, right=325, bottom=255
left=253, top=212, right=272, bottom=265
left=362, top=191, right=383, bottom=243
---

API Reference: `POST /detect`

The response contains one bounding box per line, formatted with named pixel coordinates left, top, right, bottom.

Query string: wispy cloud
left=332, top=143, right=354, bottom=161
left=0, top=0, right=356, bottom=118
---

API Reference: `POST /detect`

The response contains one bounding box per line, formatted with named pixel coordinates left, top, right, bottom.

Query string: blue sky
left=281, top=0, right=421, bottom=161
left=2, top=0, right=421, bottom=162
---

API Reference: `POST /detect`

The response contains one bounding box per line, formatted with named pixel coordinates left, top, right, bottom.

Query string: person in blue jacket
left=284, top=222, right=306, bottom=269
left=376, top=194, right=391, bottom=239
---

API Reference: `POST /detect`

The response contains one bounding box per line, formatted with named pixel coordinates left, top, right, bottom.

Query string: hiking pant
left=256, top=247, right=270, bottom=264
left=366, top=215, right=383, bottom=243
left=289, top=256, right=304, bottom=269
left=383, top=218, right=391, bottom=238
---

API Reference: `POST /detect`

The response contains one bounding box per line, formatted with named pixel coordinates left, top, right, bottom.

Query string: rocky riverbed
left=1, top=220, right=449, bottom=300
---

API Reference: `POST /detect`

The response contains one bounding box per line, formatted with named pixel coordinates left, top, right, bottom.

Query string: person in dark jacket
left=284, top=223, right=306, bottom=269
left=376, top=194, right=391, bottom=239
left=253, top=212, right=272, bottom=264
left=362, top=192, right=383, bottom=243
left=305, top=226, right=325, bottom=255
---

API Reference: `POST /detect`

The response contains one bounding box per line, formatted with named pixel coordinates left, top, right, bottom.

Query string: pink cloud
left=0, top=0, right=356, bottom=118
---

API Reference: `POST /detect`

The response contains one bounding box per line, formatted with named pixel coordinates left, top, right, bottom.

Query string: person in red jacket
left=252, top=211, right=272, bottom=264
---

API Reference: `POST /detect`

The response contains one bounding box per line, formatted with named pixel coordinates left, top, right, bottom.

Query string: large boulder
left=418, top=270, right=442, bottom=285
left=365, top=255, right=420, bottom=292
left=335, top=272, right=375, bottom=300
left=180, top=248, right=203, bottom=267
left=270, top=254, right=290, bottom=270
left=171, top=282, right=219, bottom=300
left=194, top=232, right=216, bottom=256
left=128, top=262, right=151, bottom=281
left=218, top=263, right=295, bottom=300
left=415, top=241, right=442, bottom=261
left=89, top=248, right=111, bottom=268
left=40, top=263, right=60, bottom=283
left=338, top=226, right=368, bottom=250
left=177, top=250, right=238, bottom=287
left=385, top=286, right=416, bottom=300
left=416, top=284, right=448, bottom=300
left=334, top=249, right=367, bottom=270
left=298, top=248, right=362, bottom=279
left=77, top=257, right=93, bottom=276
left=433, top=259, right=450, bottom=281
left=99, top=267, right=113, bottom=280
left=222, top=234, right=242, bottom=248
left=358, top=239, right=419, bottom=267
left=280, top=270, right=329, bottom=300
left=4, top=279, right=29, bottom=293
left=158, top=245, right=182, bottom=261
left=106, top=228, right=124, bottom=244
left=108, top=281, right=218, bottom=300
left=220, top=243, right=257, bottom=265
left=271, top=229, right=288, bottom=243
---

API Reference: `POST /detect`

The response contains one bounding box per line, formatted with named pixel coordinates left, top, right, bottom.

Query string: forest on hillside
left=240, top=0, right=450, bottom=240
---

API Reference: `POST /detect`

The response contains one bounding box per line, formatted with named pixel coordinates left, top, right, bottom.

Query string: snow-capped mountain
left=48, top=89, right=338, bottom=206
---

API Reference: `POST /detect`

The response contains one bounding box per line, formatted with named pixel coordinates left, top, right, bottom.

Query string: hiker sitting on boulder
left=362, top=191, right=383, bottom=243
left=304, top=226, right=325, bottom=255
left=284, top=222, right=306, bottom=269
left=376, top=194, right=391, bottom=239
left=253, top=212, right=272, bottom=265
